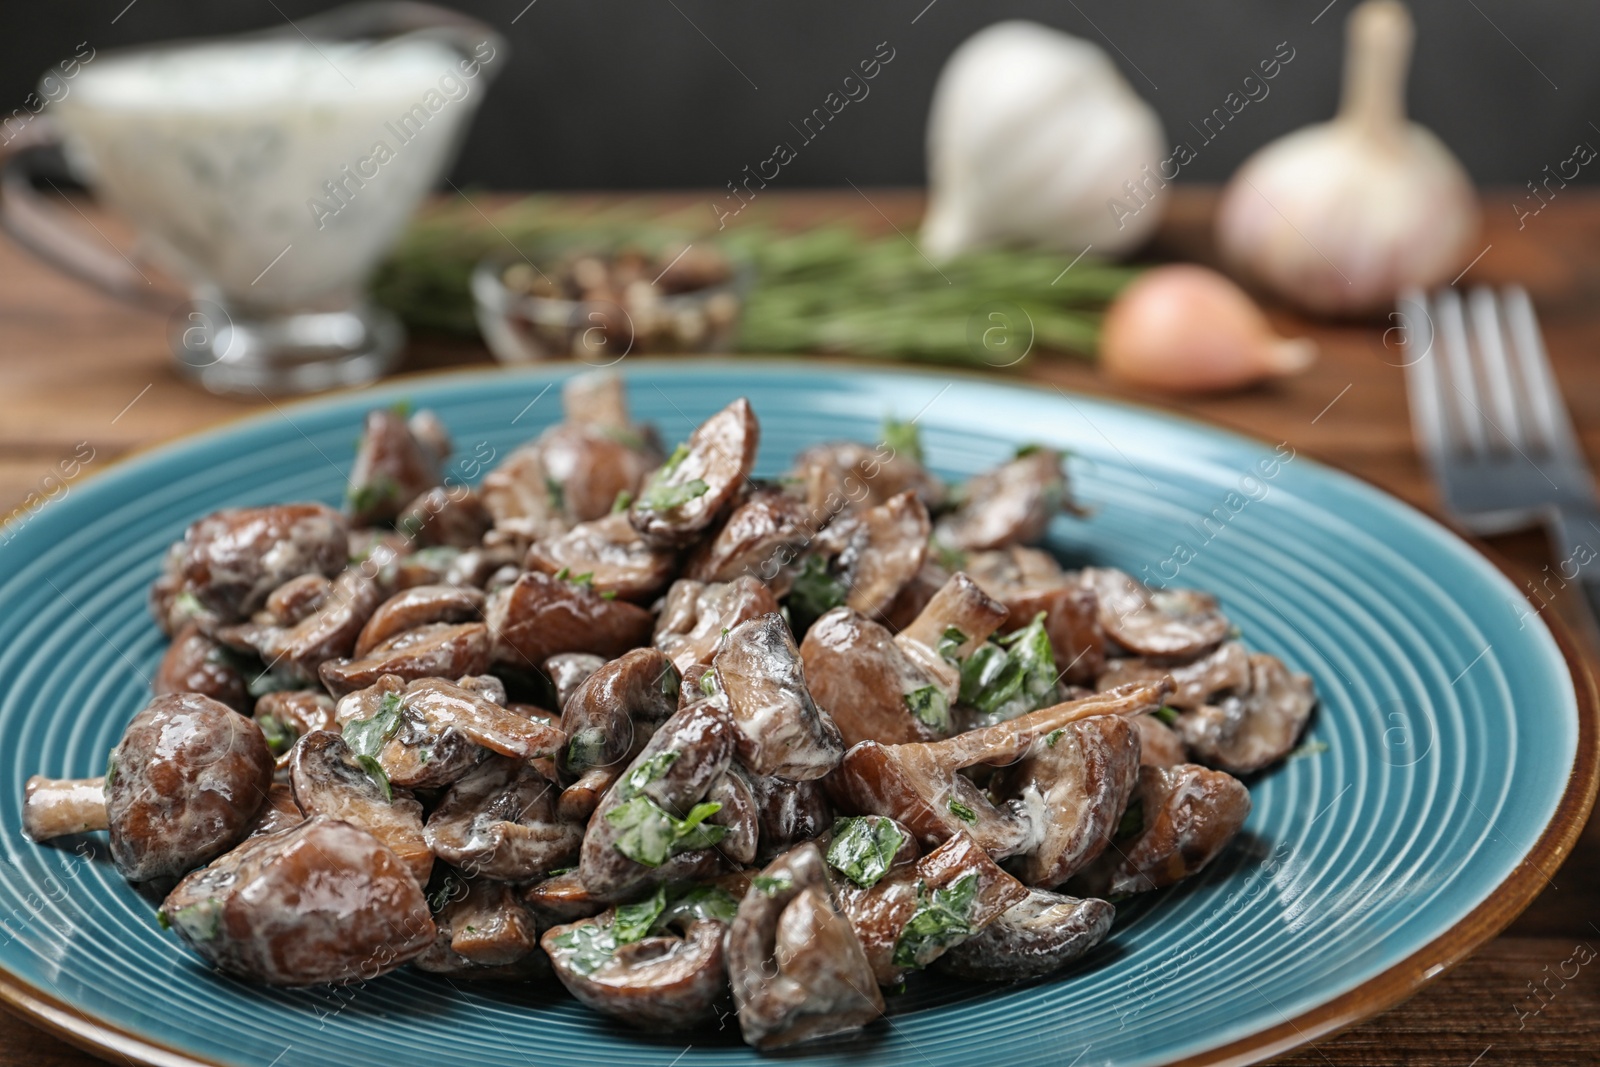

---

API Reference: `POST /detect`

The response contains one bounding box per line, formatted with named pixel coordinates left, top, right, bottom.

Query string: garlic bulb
left=1099, top=265, right=1316, bottom=393
left=1216, top=0, right=1478, bottom=315
left=921, top=21, right=1166, bottom=261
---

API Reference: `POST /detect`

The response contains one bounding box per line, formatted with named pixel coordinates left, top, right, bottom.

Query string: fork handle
left=1546, top=508, right=1600, bottom=638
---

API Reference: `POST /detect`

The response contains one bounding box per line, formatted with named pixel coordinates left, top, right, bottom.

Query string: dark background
left=3, top=0, right=1596, bottom=196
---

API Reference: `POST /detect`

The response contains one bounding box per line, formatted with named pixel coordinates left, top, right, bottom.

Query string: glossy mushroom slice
left=416, top=877, right=545, bottom=979
left=1175, top=653, right=1316, bottom=774
left=153, top=623, right=248, bottom=712
left=543, top=371, right=664, bottom=522
left=991, top=713, right=1142, bottom=888
left=965, top=546, right=1105, bottom=684
left=424, top=754, right=580, bottom=881
left=158, top=816, right=435, bottom=985
left=106, top=693, right=274, bottom=882
left=653, top=576, right=780, bottom=674
left=487, top=571, right=654, bottom=669
left=397, top=485, right=492, bottom=550
left=1083, top=568, right=1230, bottom=659
left=543, top=885, right=733, bottom=1030
left=812, top=490, right=932, bottom=622
left=828, top=680, right=1170, bottom=859
left=526, top=513, right=678, bottom=602
left=523, top=869, right=611, bottom=925
left=252, top=689, right=336, bottom=765
left=800, top=574, right=1006, bottom=748
left=684, top=485, right=816, bottom=590
left=1096, top=640, right=1251, bottom=711
left=354, top=585, right=485, bottom=658
left=934, top=447, right=1071, bottom=551
left=788, top=439, right=946, bottom=516
left=479, top=445, right=571, bottom=542
left=1072, top=763, right=1252, bottom=897
left=220, top=570, right=383, bottom=685
left=346, top=407, right=450, bottom=525
left=712, top=613, right=844, bottom=780
left=629, top=398, right=759, bottom=547
left=936, top=888, right=1115, bottom=981
left=320, top=621, right=492, bottom=698
left=21, top=776, right=107, bottom=842
left=726, top=842, right=884, bottom=1049
left=1133, top=713, right=1189, bottom=768
left=578, top=700, right=739, bottom=898
left=704, top=763, right=760, bottom=866
left=748, top=772, right=832, bottom=861
left=244, top=782, right=305, bottom=838
left=558, top=647, right=679, bottom=786
left=546, top=652, right=607, bottom=711
left=289, top=730, right=432, bottom=887
left=162, top=503, right=348, bottom=626
left=835, top=831, right=1029, bottom=986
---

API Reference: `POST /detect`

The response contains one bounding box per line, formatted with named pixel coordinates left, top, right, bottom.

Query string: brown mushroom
left=424, top=754, right=580, bottom=881
left=684, top=485, right=816, bottom=590
left=1133, top=713, right=1189, bottom=768
left=934, top=448, right=1071, bottom=551
left=154, top=623, right=248, bottom=712
left=244, top=782, right=305, bottom=838
left=789, top=440, right=945, bottom=516
left=220, top=570, right=382, bottom=685
left=711, top=613, right=844, bottom=780
left=163, top=503, right=348, bottom=625
left=726, top=842, right=884, bottom=1049
left=21, top=776, right=107, bottom=842
left=1096, top=640, right=1251, bottom=710
left=523, top=869, right=611, bottom=925
left=747, top=771, right=832, bottom=861
left=487, top=571, right=654, bottom=668
left=354, top=585, right=485, bottom=657
left=546, top=652, right=606, bottom=710
left=346, top=407, right=447, bottom=526
left=105, top=693, right=273, bottom=882
left=653, top=576, right=780, bottom=675
left=252, top=689, right=336, bottom=765
left=415, top=877, right=545, bottom=979
left=479, top=445, right=572, bottom=541
left=526, top=513, right=678, bottom=602
left=812, top=490, right=932, bottom=621
left=1071, top=763, right=1252, bottom=897
left=288, top=730, right=432, bottom=887
left=159, top=816, right=435, bottom=985
left=629, top=398, right=759, bottom=547
left=965, top=547, right=1106, bottom=684
left=936, top=888, right=1114, bottom=981
left=1083, top=568, right=1230, bottom=659
left=397, top=486, right=492, bottom=549
left=1174, top=652, right=1315, bottom=774
left=835, top=831, right=1029, bottom=986
left=558, top=647, right=679, bottom=783
left=320, top=622, right=492, bottom=698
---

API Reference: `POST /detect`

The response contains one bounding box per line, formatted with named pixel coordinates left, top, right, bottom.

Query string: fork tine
left=1434, top=288, right=1491, bottom=457
left=1400, top=288, right=1449, bottom=468
left=1503, top=286, right=1583, bottom=465
left=1466, top=286, right=1526, bottom=453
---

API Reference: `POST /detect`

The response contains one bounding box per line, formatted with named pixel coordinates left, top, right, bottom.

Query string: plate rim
left=0, top=358, right=1594, bottom=1067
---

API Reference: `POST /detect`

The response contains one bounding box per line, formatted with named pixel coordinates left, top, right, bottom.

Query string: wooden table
left=1, top=188, right=1596, bottom=1065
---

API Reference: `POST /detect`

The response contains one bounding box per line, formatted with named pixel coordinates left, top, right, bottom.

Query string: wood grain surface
left=0, top=187, right=1596, bottom=1066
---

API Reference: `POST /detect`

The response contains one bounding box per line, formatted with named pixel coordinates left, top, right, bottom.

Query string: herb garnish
left=958, top=612, right=1058, bottom=722
left=947, top=798, right=978, bottom=823
left=640, top=444, right=710, bottom=512
left=1153, top=705, right=1180, bottom=726
left=904, top=685, right=950, bottom=732
left=785, top=554, right=848, bottom=633
left=753, top=874, right=794, bottom=897
left=606, top=797, right=727, bottom=867
left=825, top=816, right=905, bottom=888
left=566, top=727, right=608, bottom=772
left=882, top=416, right=923, bottom=463
left=892, top=873, right=980, bottom=970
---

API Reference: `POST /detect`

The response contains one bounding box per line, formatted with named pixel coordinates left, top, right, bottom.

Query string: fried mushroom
left=936, top=888, right=1114, bottom=981
left=1096, top=640, right=1251, bottom=710
left=1174, top=653, right=1315, bottom=774
left=354, top=585, right=484, bottom=657
left=21, top=776, right=107, bottom=842
left=1084, top=568, right=1230, bottom=659
left=712, top=613, right=844, bottom=780
left=653, top=576, right=780, bottom=674
left=320, top=621, right=491, bottom=697
left=424, top=755, right=579, bottom=881
left=487, top=571, right=654, bottom=668
left=935, top=448, right=1071, bottom=551
left=346, top=407, right=448, bottom=526
left=153, top=623, right=248, bottom=712
left=629, top=398, right=759, bottom=547
left=526, top=513, right=678, bottom=602
left=289, top=730, right=432, bottom=887
left=416, top=877, right=544, bottom=979
left=165, top=503, right=348, bottom=625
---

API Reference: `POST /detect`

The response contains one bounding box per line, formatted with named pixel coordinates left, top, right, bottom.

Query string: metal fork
left=1401, top=285, right=1600, bottom=629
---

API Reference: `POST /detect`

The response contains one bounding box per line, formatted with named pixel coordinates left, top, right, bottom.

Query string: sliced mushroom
left=705, top=764, right=760, bottom=866
left=480, top=445, right=572, bottom=541
left=153, top=623, right=248, bottom=712
left=559, top=647, right=679, bottom=782
left=165, top=503, right=348, bottom=624
left=105, top=693, right=273, bottom=882
left=1071, top=763, right=1252, bottom=897
left=836, top=830, right=1029, bottom=986
left=526, top=513, right=678, bottom=602
left=21, top=776, right=107, bottom=842
left=1096, top=640, right=1251, bottom=710
left=1175, top=652, right=1315, bottom=774
left=827, top=680, right=1169, bottom=860
left=424, top=754, right=580, bottom=881
left=789, top=439, right=946, bottom=516
left=253, top=689, right=336, bottom=765
left=727, top=842, right=884, bottom=1049
left=578, top=700, right=739, bottom=898
left=354, top=585, right=485, bottom=657
left=1083, top=568, right=1230, bottom=659
left=543, top=901, right=728, bottom=1030
left=653, top=576, right=780, bottom=674
left=320, top=621, right=491, bottom=697
left=416, top=877, right=545, bottom=979
left=813, top=490, right=931, bottom=621
left=397, top=486, right=492, bottom=549
left=991, top=714, right=1142, bottom=888
left=629, top=398, right=759, bottom=547
left=346, top=407, right=447, bottom=526
left=747, top=771, right=832, bottom=861
left=936, top=888, right=1114, bottom=981
left=710, top=613, right=843, bottom=780
left=1133, top=713, right=1189, bottom=768
left=260, top=573, right=332, bottom=625
left=220, top=570, right=383, bottom=685
left=966, top=547, right=1105, bottom=684
left=393, top=545, right=463, bottom=589
left=935, top=448, right=1070, bottom=551
left=523, top=869, right=611, bottom=925
left=684, top=485, right=816, bottom=590
left=546, top=652, right=606, bottom=711
left=378, top=677, right=566, bottom=788
left=159, top=816, right=434, bottom=985
left=289, top=730, right=432, bottom=887
left=487, top=571, right=654, bottom=669
left=244, top=782, right=305, bottom=838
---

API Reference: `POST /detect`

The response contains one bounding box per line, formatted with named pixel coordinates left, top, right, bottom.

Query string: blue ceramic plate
left=0, top=362, right=1593, bottom=1067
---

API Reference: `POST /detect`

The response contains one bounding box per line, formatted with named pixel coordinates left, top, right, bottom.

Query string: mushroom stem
left=22, top=776, right=108, bottom=842
left=897, top=573, right=1008, bottom=658
left=931, top=679, right=1172, bottom=771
